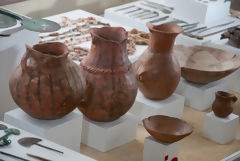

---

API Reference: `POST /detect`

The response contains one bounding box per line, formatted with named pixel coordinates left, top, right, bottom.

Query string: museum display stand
left=81, top=112, right=138, bottom=152
left=130, top=91, right=185, bottom=125
left=175, top=79, right=228, bottom=111
left=142, top=136, right=180, bottom=161
left=4, top=108, right=83, bottom=152
left=202, top=112, right=239, bottom=144
left=0, top=121, right=96, bottom=161
left=172, top=0, right=231, bottom=25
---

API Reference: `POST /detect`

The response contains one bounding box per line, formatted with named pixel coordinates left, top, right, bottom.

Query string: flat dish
left=174, top=45, right=240, bottom=84
left=143, top=115, right=193, bottom=143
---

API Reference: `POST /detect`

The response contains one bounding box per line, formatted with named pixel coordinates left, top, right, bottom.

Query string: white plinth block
left=175, top=79, right=228, bottom=111
left=143, top=136, right=180, bottom=161
left=82, top=112, right=138, bottom=152
left=202, top=112, right=239, bottom=144
left=172, top=0, right=230, bottom=25
left=4, top=108, right=83, bottom=152
left=130, top=91, right=185, bottom=125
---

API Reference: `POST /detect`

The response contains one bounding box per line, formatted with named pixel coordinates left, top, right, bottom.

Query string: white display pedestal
left=202, top=112, right=239, bottom=144
left=175, top=79, right=228, bottom=111
left=130, top=91, right=185, bottom=125
left=172, top=0, right=230, bottom=25
left=82, top=112, right=138, bottom=152
left=143, top=136, right=180, bottom=161
left=4, top=108, right=83, bottom=152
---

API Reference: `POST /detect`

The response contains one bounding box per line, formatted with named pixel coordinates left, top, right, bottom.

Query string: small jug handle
left=136, top=64, right=146, bottom=83
left=232, top=96, right=238, bottom=103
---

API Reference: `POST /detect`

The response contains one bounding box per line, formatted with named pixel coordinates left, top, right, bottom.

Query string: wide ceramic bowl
left=174, top=45, right=240, bottom=84
left=143, top=115, right=193, bottom=143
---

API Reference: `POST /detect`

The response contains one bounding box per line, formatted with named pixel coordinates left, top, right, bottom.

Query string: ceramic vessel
left=135, top=22, right=183, bottom=100
left=79, top=27, right=138, bottom=122
left=221, top=26, right=240, bottom=48
left=174, top=45, right=240, bottom=84
left=9, top=42, right=85, bottom=120
left=212, top=91, right=238, bottom=118
left=143, top=115, right=193, bottom=143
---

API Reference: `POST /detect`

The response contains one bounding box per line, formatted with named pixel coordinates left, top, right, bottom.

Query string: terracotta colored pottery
left=212, top=91, right=238, bottom=118
left=174, top=45, right=240, bottom=84
left=221, top=26, right=240, bottom=48
left=143, top=115, right=193, bottom=143
left=135, top=22, right=183, bottom=100
left=9, top=42, right=85, bottom=120
left=79, top=27, right=138, bottom=122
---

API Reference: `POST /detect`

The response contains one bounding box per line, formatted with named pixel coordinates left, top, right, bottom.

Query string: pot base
left=202, top=112, right=239, bottom=144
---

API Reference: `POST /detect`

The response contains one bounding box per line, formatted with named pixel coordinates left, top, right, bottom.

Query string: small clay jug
left=135, top=22, right=183, bottom=100
left=79, top=27, right=138, bottom=122
left=212, top=91, right=238, bottom=118
left=9, top=42, right=85, bottom=120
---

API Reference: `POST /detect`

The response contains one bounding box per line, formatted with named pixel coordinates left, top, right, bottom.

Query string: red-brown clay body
left=9, top=42, right=85, bottom=120
left=79, top=27, right=138, bottom=122
left=212, top=91, right=238, bottom=118
left=143, top=115, right=193, bottom=143
left=174, top=45, right=240, bottom=84
left=135, top=23, right=183, bottom=100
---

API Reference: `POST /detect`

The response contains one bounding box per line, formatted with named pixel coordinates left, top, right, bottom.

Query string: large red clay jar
left=9, top=42, right=85, bottom=120
left=79, top=27, right=138, bottom=122
left=212, top=91, right=238, bottom=118
left=135, top=22, right=183, bottom=100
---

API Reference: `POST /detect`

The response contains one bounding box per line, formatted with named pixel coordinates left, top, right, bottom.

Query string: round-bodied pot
left=212, top=91, right=238, bottom=118
left=9, top=42, right=85, bottom=120
left=79, top=27, right=138, bottom=122
left=135, top=22, right=183, bottom=100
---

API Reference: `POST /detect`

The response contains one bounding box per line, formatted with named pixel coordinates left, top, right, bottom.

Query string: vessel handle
left=21, top=45, right=39, bottom=74
left=232, top=96, right=238, bottom=103
left=136, top=65, right=146, bottom=83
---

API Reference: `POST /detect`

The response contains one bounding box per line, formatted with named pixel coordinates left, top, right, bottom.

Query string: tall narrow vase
left=135, top=22, right=183, bottom=100
left=79, top=27, right=138, bottom=122
left=9, top=42, right=85, bottom=120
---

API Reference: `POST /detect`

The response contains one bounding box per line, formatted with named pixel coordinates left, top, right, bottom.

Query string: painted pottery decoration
left=212, top=91, right=238, bottom=118
left=174, top=45, right=240, bottom=84
left=9, top=42, right=85, bottom=120
left=143, top=115, right=193, bottom=143
left=79, top=27, right=138, bottom=122
left=135, top=22, right=183, bottom=100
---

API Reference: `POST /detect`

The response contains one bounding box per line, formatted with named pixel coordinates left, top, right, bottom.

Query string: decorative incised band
left=80, top=63, right=131, bottom=74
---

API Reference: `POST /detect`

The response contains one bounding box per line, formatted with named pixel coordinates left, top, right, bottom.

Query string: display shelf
left=172, top=0, right=230, bottom=25
left=221, top=151, right=240, bottom=161
left=202, top=112, right=239, bottom=144
left=104, top=1, right=240, bottom=45
left=4, top=108, right=83, bottom=152
left=81, top=112, right=138, bottom=152
left=130, top=90, right=184, bottom=125
left=175, top=78, right=228, bottom=111
left=143, top=136, right=180, bottom=161
left=0, top=121, right=96, bottom=161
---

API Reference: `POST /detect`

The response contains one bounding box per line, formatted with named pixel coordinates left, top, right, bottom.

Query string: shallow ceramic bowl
left=143, top=115, right=193, bottom=143
left=174, top=45, right=240, bottom=84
